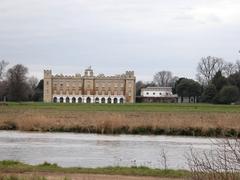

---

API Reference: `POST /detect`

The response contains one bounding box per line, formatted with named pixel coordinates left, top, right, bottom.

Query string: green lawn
left=3, top=102, right=240, bottom=113
left=0, top=160, right=189, bottom=178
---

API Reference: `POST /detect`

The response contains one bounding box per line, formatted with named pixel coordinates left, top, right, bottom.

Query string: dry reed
left=0, top=108, right=239, bottom=136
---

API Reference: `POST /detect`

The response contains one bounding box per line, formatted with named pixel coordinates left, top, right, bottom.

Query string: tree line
left=0, top=61, right=43, bottom=102
left=136, top=56, right=240, bottom=104
left=1, top=56, right=240, bottom=104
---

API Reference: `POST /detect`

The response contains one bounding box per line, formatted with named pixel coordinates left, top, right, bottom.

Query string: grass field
left=0, top=160, right=189, bottom=179
left=0, top=102, right=240, bottom=136
left=3, top=102, right=240, bottom=112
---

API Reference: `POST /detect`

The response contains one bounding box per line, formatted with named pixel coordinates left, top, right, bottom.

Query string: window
left=72, top=97, right=76, bottom=103
left=95, top=97, right=99, bottom=103
left=78, top=97, right=82, bottom=103
left=101, top=97, right=105, bottom=103
left=66, top=97, right=70, bottom=103
left=120, top=98, right=124, bottom=103
left=146, top=92, right=149, bottom=95
left=53, top=97, right=57, bottom=103
left=86, top=97, right=91, bottom=103
left=153, top=92, right=155, bottom=95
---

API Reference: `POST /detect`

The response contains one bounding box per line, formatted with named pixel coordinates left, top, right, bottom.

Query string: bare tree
left=28, top=76, right=38, bottom=91
left=28, top=76, right=39, bottom=100
left=197, top=56, right=225, bottom=85
left=153, top=71, right=173, bottom=87
left=187, top=138, right=240, bottom=180
left=236, top=60, right=240, bottom=72
left=224, top=62, right=237, bottom=77
left=0, top=81, right=7, bottom=101
left=7, top=64, right=30, bottom=101
left=0, top=60, right=8, bottom=80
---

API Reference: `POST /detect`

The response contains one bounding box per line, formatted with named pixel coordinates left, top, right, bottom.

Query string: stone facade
left=43, top=68, right=136, bottom=103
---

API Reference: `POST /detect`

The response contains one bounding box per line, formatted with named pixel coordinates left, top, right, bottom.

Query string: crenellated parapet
left=44, top=70, right=52, bottom=78
left=95, top=74, right=126, bottom=79
left=125, top=71, right=135, bottom=79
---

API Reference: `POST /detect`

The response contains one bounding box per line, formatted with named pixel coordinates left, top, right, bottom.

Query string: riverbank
left=0, top=103, right=240, bottom=137
left=0, top=173, right=185, bottom=180
left=0, top=161, right=189, bottom=179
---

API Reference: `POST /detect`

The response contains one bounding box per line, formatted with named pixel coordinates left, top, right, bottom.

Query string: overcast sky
left=0, top=0, right=240, bottom=81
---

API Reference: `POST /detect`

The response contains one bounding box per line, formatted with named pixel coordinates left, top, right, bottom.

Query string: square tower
left=43, top=70, right=52, bottom=102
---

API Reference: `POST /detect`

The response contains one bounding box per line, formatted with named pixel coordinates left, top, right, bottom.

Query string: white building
left=139, top=87, right=177, bottom=103
left=141, top=87, right=176, bottom=97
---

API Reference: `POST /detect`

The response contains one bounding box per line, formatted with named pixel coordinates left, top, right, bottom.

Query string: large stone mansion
left=43, top=67, right=136, bottom=103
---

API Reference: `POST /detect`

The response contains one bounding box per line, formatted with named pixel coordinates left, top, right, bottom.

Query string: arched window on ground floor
left=101, top=97, right=105, bottom=104
left=53, top=97, right=57, bottom=103
left=86, top=97, right=91, bottom=103
left=95, top=97, right=99, bottom=103
left=60, top=97, right=64, bottom=103
left=78, top=97, right=82, bottom=103
left=120, top=98, right=124, bottom=104
left=72, top=97, right=76, bottom=103
left=66, top=97, right=70, bottom=103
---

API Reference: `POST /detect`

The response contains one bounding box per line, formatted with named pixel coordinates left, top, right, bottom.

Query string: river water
left=0, top=131, right=219, bottom=169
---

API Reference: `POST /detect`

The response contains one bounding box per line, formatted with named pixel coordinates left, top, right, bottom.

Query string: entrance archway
left=95, top=97, right=99, bottom=103
left=60, top=97, right=64, bottom=103
left=66, top=97, right=70, bottom=103
left=120, top=98, right=124, bottom=104
left=72, top=97, right=76, bottom=103
left=78, top=97, right=82, bottom=103
left=101, top=98, right=105, bottom=104
left=86, top=97, right=91, bottom=103
left=53, top=97, right=57, bottom=103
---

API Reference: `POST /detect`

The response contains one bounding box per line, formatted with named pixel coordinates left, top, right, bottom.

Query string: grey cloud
left=0, top=0, right=239, bottom=81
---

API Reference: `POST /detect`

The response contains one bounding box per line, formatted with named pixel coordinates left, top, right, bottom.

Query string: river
left=0, top=131, right=219, bottom=169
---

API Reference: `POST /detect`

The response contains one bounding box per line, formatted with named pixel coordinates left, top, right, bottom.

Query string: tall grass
left=0, top=103, right=240, bottom=137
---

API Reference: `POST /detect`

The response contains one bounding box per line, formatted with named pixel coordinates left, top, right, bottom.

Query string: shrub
left=216, top=85, right=240, bottom=104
